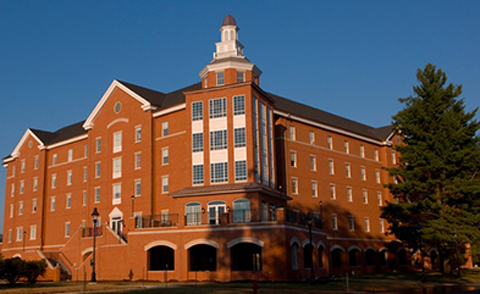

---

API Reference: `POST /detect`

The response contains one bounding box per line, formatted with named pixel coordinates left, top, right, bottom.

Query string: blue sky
left=1, top=1, right=479, bottom=233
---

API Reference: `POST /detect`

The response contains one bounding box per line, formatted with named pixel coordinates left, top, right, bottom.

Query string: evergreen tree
left=381, top=64, right=480, bottom=273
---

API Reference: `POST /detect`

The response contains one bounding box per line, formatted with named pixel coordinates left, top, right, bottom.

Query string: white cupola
left=214, top=14, right=244, bottom=59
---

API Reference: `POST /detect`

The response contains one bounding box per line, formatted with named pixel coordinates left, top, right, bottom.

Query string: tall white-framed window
left=233, top=199, right=250, bottom=222
left=312, top=181, right=318, bottom=197
left=21, top=159, right=26, bottom=173
left=135, top=126, right=142, bottom=143
left=95, top=137, right=101, bottom=153
left=112, top=183, right=121, bottom=205
left=379, top=218, right=385, bottom=233
left=345, top=163, right=351, bottom=178
left=34, top=155, right=39, bottom=170
left=84, top=167, right=88, bottom=182
left=8, top=229, right=12, bottom=243
left=291, top=177, right=298, bottom=194
left=209, top=98, right=226, bottom=118
left=290, top=151, right=297, bottom=167
left=329, top=159, right=335, bottom=175
left=162, top=148, right=169, bottom=165
left=237, top=71, right=245, bottom=83
left=17, top=227, right=23, bottom=241
left=95, top=162, right=101, bottom=178
left=95, top=187, right=100, bottom=203
left=374, top=149, right=379, bottom=161
left=349, top=215, right=355, bottom=231
left=83, top=191, right=87, bottom=206
left=113, top=158, right=122, bottom=179
left=347, top=187, right=353, bottom=202
left=11, top=183, right=14, bottom=197
left=84, top=145, right=88, bottom=157
left=51, top=196, right=56, bottom=211
left=360, top=145, right=365, bottom=158
left=20, top=180, right=24, bottom=194
left=32, top=198, right=37, bottom=213
left=344, top=141, right=349, bottom=153
left=162, top=121, right=169, bottom=137
left=210, top=162, right=228, bottom=183
left=67, top=170, right=72, bottom=185
left=216, top=72, right=224, bottom=85
left=12, top=165, right=15, bottom=177
left=18, top=201, right=23, bottom=215
left=391, top=151, right=396, bottom=164
left=363, top=189, right=368, bottom=204
left=361, top=166, right=366, bottom=181
left=309, top=131, right=315, bottom=144
left=66, top=193, right=72, bottom=209
left=208, top=200, right=226, bottom=225
left=291, top=243, right=299, bottom=270
left=377, top=192, right=382, bottom=206
left=185, top=202, right=201, bottom=225
left=53, top=154, right=57, bottom=166
left=65, top=222, right=71, bottom=237
left=289, top=125, right=296, bottom=140
left=133, top=179, right=141, bottom=196
left=327, top=136, right=333, bottom=149
left=113, top=132, right=122, bottom=153
left=332, top=214, right=338, bottom=230
left=134, top=152, right=141, bottom=170
left=51, top=174, right=57, bottom=188
left=192, top=133, right=203, bottom=152
left=233, top=95, right=245, bottom=115
left=33, top=177, right=38, bottom=191
left=210, top=130, right=227, bottom=150
left=30, top=225, right=37, bottom=240
left=192, top=101, right=203, bottom=121
left=235, top=160, right=247, bottom=182
left=9, top=204, right=13, bottom=218
left=365, top=217, right=370, bottom=232
left=68, top=149, right=73, bottom=162
left=310, top=155, right=316, bottom=171
left=234, top=128, right=246, bottom=148
left=330, top=184, right=336, bottom=200
left=162, top=176, right=169, bottom=193
left=192, top=165, right=204, bottom=185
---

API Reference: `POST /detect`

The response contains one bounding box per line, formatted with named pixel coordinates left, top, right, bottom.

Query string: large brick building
left=2, top=15, right=414, bottom=281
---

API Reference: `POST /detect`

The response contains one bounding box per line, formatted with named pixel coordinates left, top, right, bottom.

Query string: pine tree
left=381, top=64, right=480, bottom=273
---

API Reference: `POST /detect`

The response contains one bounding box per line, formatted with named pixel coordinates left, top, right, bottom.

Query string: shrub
left=1, top=257, right=26, bottom=285
left=24, top=260, right=47, bottom=284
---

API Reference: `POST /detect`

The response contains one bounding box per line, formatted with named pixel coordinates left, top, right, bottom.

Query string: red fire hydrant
left=253, top=281, right=259, bottom=294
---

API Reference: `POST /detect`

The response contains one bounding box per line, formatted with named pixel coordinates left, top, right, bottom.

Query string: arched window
left=318, top=246, right=325, bottom=268
left=291, top=243, right=299, bottom=270
left=269, top=203, right=277, bottom=221
left=349, top=248, right=360, bottom=267
left=398, top=248, right=407, bottom=266
left=233, top=199, right=250, bottom=223
left=148, top=245, right=174, bottom=271
left=231, top=243, right=262, bottom=271
left=189, top=244, right=216, bottom=271
left=332, top=248, right=342, bottom=268
left=380, top=249, right=388, bottom=266
left=186, top=202, right=201, bottom=225
left=208, top=201, right=225, bottom=225
left=304, top=243, right=314, bottom=269
left=365, top=249, right=376, bottom=267
left=261, top=200, right=268, bottom=221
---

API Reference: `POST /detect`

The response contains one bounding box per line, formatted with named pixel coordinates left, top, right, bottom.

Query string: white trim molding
left=227, top=237, right=264, bottom=248
left=184, top=239, right=219, bottom=249
left=144, top=240, right=178, bottom=251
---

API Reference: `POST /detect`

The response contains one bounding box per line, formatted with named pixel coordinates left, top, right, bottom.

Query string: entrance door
left=111, top=216, right=123, bottom=235
left=208, top=201, right=225, bottom=224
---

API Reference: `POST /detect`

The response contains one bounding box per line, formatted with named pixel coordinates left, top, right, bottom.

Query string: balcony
left=137, top=214, right=179, bottom=228
left=82, top=226, right=103, bottom=238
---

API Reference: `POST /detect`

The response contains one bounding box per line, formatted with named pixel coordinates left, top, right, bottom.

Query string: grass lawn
left=2, top=269, right=480, bottom=294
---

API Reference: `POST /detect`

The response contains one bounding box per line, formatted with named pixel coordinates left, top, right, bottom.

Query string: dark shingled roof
left=31, top=121, right=87, bottom=145
left=267, top=92, right=393, bottom=141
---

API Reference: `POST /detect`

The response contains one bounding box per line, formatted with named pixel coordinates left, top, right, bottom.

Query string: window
left=237, top=71, right=245, bottom=83
left=379, top=218, right=385, bottom=233
left=234, top=128, right=246, bottom=147
left=361, top=166, right=366, bottom=181
left=8, top=229, right=12, bottom=243
left=113, top=158, right=122, bottom=178
left=67, top=170, right=72, bottom=185
left=82, top=167, right=87, bottom=182
left=330, top=184, right=336, bottom=200
left=9, top=204, right=13, bottom=218
left=216, top=72, right=224, bottom=85
left=112, top=184, right=121, bottom=205
left=162, top=121, right=169, bottom=137
left=113, top=132, right=122, bottom=153
left=53, top=154, right=57, bottom=165
left=345, top=163, right=351, bottom=178
left=210, top=162, right=228, bottom=183
left=374, top=149, right=379, bottom=161
left=96, top=137, right=101, bottom=153
left=33, top=177, right=38, bottom=191
left=209, top=98, right=226, bottom=118
left=134, top=153, right=141, bottom=169
left=193, top=165, right=204, bottom=185
left=32, top=198, right=37, bottom=212
left=344, top=141, right=349, bottom=153
left=391, top=151, right=396, bottom=164
left=360, top=145, right=365, bottom=158
left=51, top=196, right=56, bottom=211
left=65, top=222, right=71, bottom=237
left=18, top=201, right=23, bottom=215
left=363, top=189, right=368, bottom=204
left=233, top=199, right=250, bottom=223
left=21, top=159, right=26, bottom=173
left=235, top=160, right=247, bottom=181
left=95, top=187, right=100, bottom=203
left=332, top=214, right=338, bottom=230
left=365, top=217, right=370, bottom=232
left=12, top=165, right=15, bottom=177
left=327, top=136, right=333, bottom=149
left=83, top=191, right=87, bottom=206
left=162, top=176, right=169, bottom=193
left=34, top=156, right=39, bottom=170
left=233, top=95, right=245, bottom=115
left=135, top=126, right=142, bottom=143
left=344, top=187, right=351, bottom=202
left=95, top=162, right=101, bottom=178
left=17, top=227, right=23, bottom=241
left=52, top=174, right=57, bottom=188
left=30, top=225, right=37, bottom=240
left=349, top=215, right=355, bottom=231
left=204, top=77, right=208, bottom=88
left=11, top=184, right=14, bottom=197
left=289, top=126, right=295, bottom=140
left=66, top=194, right=72, bottom=208
left=291, top=178, right=298, bottom=194
left=312, top=181, right=318, bottom=197
left=328, top=159, right=335, bottom=175
left=376, top=170, right=380, bottom=184
left=192, top=133, right=203, bottom=152
left=210, top=130, right=227, bottom=150
left=192, top=101, right=203, bottom=121
left=186, top=202, right=201, bottom=225
left=310, top=155, right=316, bottom=171
left=84, top=145, right=88, bottom=157
left=162, top=148, right=169, bottom=165
left=309, top=131, right=315, bottom=144
left=20, top=180, right=24, bottom=194
left=290, top=151, right=297, bottom=167
left=68, top=149, right=73, bottom=162
left=134, top=179, right=141, bottom=196
left=377, top=192, right=382, bottom=206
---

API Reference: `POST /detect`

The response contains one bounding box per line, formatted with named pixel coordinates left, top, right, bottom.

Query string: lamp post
left=131, top=195, right=135, bottom=217
left=91, top=207, right=99, bottom=282
left=306, top=214, right=314, bottom=280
